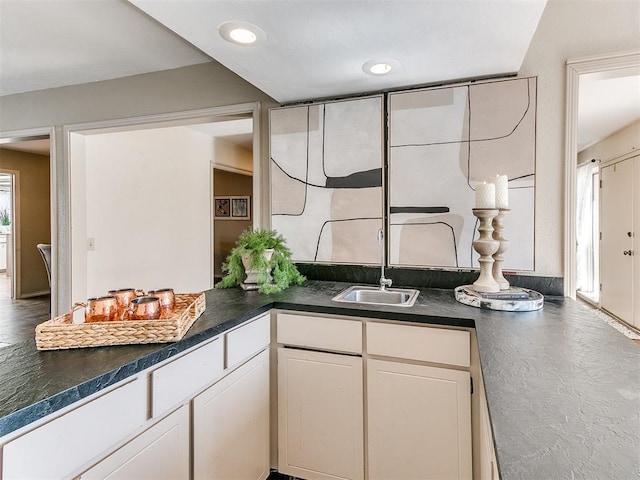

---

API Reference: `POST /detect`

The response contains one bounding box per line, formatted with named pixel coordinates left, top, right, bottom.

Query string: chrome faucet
left=377, top=228, right=392, bottom=291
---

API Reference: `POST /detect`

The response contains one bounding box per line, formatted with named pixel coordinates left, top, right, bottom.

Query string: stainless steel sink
left=332, top=285, right=419, bottom=307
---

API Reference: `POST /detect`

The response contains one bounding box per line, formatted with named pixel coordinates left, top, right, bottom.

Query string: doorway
left=203, top=115, right=255, bottom=282
left=566, top=51, right=640, bottom=331
left=213, top=168, right=253, bottom=282
left=0, top=172, right=14, bottom=298
left=565, top=51, right=640, bottom=299
left=65, top=104, right=260, bottom=306
left=0, top=136, right=52, bottom=302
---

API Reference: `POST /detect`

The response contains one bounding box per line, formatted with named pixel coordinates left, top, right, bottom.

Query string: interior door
left=634, top=156, right=640, bottom=329
left=600, top=158, right=634, bottom=323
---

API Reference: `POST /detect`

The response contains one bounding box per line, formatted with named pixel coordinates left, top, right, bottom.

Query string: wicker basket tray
left=35, top=293, right=205, bottom=351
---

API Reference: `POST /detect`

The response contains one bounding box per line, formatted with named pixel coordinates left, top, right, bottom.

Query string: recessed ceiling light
left=219, top=21, right=266, bottom=46
left=363, top=59, right=401, bottom=76
left=370, top=63, right=392, bottom=75
left=229, top=28, right=257, bottom=44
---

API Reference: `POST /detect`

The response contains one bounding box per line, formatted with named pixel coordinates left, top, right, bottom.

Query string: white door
left=193, top=349, right=270, bottom=480
left=367, top=359, right=472, bottom=480
left=600, top=158, right=635, bottom=324
left=634, top=156, right=640, bottom=329
left=278, top=347, right=364, bottom=480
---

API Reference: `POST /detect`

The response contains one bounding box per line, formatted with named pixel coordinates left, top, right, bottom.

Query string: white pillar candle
left=493, top=174, right=509, bottom=209
left=475, top=182, right=495, bottom=209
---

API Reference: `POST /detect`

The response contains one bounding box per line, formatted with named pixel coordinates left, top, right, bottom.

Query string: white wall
left=578, top=119, right=640, bottom=165
left=70, top=133, right=88, bottom=301
left=213, top=137, right=253, bottom=173
left=0, top=63, right=276, bottom=312
left=519, top=0, right=640, bottom=277
left=3, top=2, right=640, bottom=293
left=71, top=126, right=213, bottom=301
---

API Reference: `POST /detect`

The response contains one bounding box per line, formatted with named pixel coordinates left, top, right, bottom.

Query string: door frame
left=0, top=169, right=19, bottom=298
left=0, top=127, right=56, bottom=310
left=63, top=103, right=262, bottom=311
left=564, top=50, right=640, bottom=298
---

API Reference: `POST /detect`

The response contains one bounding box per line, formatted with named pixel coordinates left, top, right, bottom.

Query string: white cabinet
left=193, top=313, right=271, bottom=479
left=2, top=314, right=271, bottom=480
left=366, top=322, right=472, bottom=480
left=275, top=312, right=472, bottom=480
left=277, top=312, right=362, bottom=354
left=193, top=348, right=270, bottom=480
left=3, top=378, right=147, bottom=480
left=278, top=347, right=364, bottom=480
left=151, top=337, right=224, bottom=417
left=80, top=405, right=189, bottom=480
left=367, top=359, right=472, bottom=480
left=367, top=321, right=470, bottom=367
left=226, top=313, right=270, bottom=369
left=478, top=379, right=500, bottom=480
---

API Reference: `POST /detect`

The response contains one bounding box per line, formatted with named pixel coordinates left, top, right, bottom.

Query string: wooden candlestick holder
left=472, top=208, right=500, bottom=293
left=492, top=208, right=510, bottom=290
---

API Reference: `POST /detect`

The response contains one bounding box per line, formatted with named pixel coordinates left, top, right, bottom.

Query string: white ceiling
left=188, top=118, right=254, bottom=150
left=0, top=138, right=50, bottom=156
left=0, top=0, right=211, bottom=96
left=1, top=0, right=638, bottom=154
left=578, top=68, right=640, bottom=152
left=128, top=0, right=548, bottom=103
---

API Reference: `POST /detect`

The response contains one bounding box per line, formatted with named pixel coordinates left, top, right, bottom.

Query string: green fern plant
left=216, top=228, right=305, bottom=294
left=0, top=209, right=10, bottom=226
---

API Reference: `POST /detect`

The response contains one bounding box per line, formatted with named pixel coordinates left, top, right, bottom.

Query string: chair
left=37, top=244, right=52, bottom=287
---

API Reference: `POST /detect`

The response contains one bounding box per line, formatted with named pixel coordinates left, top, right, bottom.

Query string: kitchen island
left=0, top=281, right=638, bottom=479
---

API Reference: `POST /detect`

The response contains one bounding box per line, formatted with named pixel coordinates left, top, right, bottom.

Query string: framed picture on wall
left=231, top=196, right=251, bottom=220
left=215, top=196, right=251, bottom=220
left=214, top=197, right=231, bottom=218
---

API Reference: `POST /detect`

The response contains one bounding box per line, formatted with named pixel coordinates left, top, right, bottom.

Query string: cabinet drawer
left=151, top=338, right=224, bottom=417
left=3, top=378, right=146, bottom=480
left=277, top=313, right=362, bottom=354
left=367, top=322, right=470, bottom=367
left=226, top=313, right=270, bottom=369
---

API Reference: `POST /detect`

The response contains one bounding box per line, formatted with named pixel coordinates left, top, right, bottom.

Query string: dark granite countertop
left=0, top=281, right=638, bottom=479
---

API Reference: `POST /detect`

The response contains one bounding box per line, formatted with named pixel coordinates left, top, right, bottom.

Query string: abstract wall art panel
left=388, top=77, right=536, bottom=270
left=270, top=96, right=384, bottom=264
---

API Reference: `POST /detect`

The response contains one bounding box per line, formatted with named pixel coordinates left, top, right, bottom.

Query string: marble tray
left=454, top=285, right=544, bottom=311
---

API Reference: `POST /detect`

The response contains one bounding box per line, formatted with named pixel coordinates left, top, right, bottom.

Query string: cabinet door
left=478, top=378, right=500, bottom=480
left=278, top=347, right=364, bottom=480
left=600, top=159, right=634, bottom=324
left=367, top=359, right=472, bottom=480
left=193, top=349, right=270, bottom=480
left=80, top=405, right=189, bottom=480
